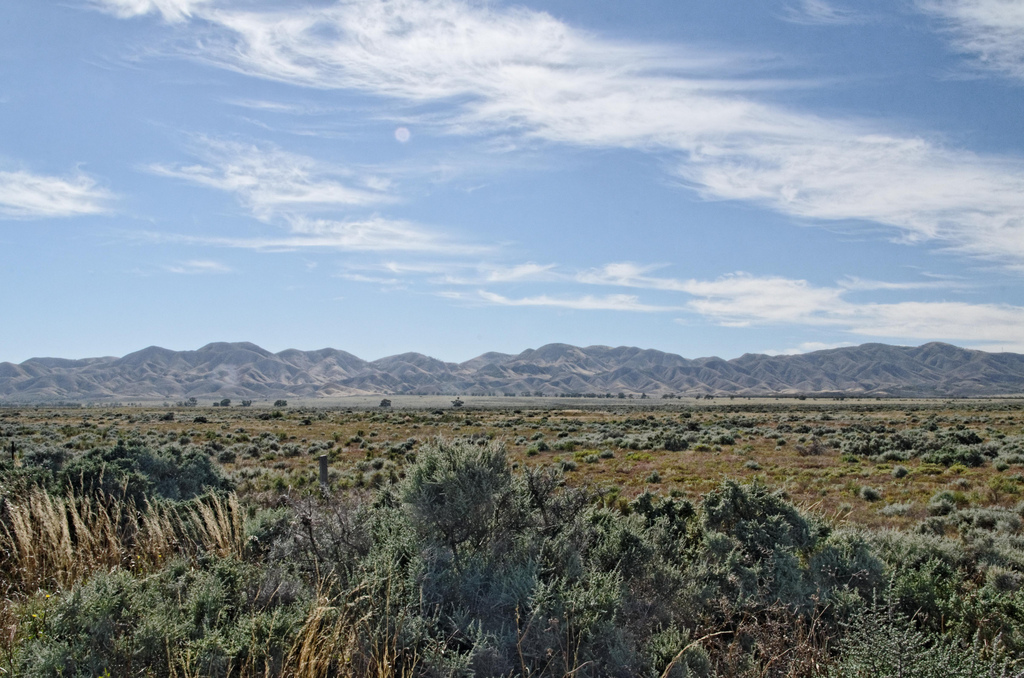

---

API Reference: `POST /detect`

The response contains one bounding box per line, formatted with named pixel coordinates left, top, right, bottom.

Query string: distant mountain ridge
left=1, top=341, right=1023, bottom=402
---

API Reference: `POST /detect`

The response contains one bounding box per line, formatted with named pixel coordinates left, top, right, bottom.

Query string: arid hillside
left=2, top=341, right=1024, bottom=401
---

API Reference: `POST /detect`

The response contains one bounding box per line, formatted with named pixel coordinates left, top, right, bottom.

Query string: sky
left=2, top=0, right=1024, bottom=364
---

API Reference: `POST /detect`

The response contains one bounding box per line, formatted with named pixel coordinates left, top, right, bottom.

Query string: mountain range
left=1, top=341, right=1023, bottom=402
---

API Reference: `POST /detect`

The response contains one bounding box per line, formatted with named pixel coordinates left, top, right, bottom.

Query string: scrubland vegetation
left=3, top=399, right=1024, bottom=676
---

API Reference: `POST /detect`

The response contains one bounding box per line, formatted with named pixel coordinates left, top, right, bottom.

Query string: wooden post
left=319, top=454, right=329, bottom=488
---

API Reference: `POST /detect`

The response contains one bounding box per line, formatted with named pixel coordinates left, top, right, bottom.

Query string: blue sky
left=2, top=0, right=1024, bottom=363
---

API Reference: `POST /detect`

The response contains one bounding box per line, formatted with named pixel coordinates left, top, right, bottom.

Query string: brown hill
left=1, top=341, right=1022, bottom=402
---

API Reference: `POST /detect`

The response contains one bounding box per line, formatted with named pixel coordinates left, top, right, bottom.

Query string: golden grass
left=287, top=579, right=418, bottom=678
left=6, top=401, right=1024, bottom=530
left=0, top=488, right=243, bottom=596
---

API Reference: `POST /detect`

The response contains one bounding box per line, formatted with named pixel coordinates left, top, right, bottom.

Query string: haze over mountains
left=2, top=342, right=1024, bottom=403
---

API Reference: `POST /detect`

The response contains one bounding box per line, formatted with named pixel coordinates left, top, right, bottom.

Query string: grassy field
left=3, top=398, right=1024, bottom=676
left=5, top=397, right=1022, bottom=529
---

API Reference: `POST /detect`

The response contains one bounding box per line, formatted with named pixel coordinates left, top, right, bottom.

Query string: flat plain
left=5, top=396, right=1023, bottom=529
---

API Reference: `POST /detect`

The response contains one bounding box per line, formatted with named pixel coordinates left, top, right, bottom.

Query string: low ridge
left=1, top=342, right=1023, bottom=402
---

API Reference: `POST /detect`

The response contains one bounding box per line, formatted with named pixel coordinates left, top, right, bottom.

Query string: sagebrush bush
left=822, top=599, right=1018, bottom=677
left=16, top=556, right=307, bottom=678
left=9, top=431, right=1024, bottom=677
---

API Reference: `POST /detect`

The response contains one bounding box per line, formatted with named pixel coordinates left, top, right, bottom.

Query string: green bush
left=11, top=429, right=1024, bottom=677
left=921, top=445, right=984, bottom=468
left=663, top=434, right=689, bottom=452
left=825, top=601, right=1016, bottom=677
left=16, top=440, right=232, bottom=504
left=859, top=486, right=882, bottom=502
left=16, top=557, right=307, bottom=678
left=402, top=438, right=513, bottom=565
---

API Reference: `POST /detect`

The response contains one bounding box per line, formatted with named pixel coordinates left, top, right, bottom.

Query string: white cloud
left=0, top=169, right=114, bottom=219
left=160, top=0, right=1024, bottom=268
left=285, top=216, right=482, bottom=253
left=438, top=262, right=559, bottom=285
left=577, top=263, right=1024, bottom=349
left=680, top=274, right=848, bottom=326
left=164, top=259, right=232, bottom=274
left=484, top=263, right=557, bottom=282
left=781, top=0, right=864, bottom=25
left=92, top=0, right=211, bottom=22
left=337, top=260, right=560, bottom=286
left=145, top=138, right=493, bottom=255
left=836, top=276, right=962, bottom=291
left=150, top=139, right=390, bottom=220
left=849, top=301, right=1024, bottom=345
left=919, top=0, right=1024, bottom=80
left=577, top=265, right=845, bottom=324
left=103, top=0, right=1024, bottom=267
left=762, top=341, right=856, bottom=356
left=140, top=216, right=485, bottom=254
left=476, top=290, right=680, bottom=312
left=336, top=272, right=402, bottom=285
left=577, top=262, right=691, bottom=292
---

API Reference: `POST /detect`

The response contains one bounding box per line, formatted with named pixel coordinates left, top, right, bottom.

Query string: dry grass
left=0, top=488, right=243, bottom=596
left=287, top=579, right=418, bottom=678
left=4, top=400, right=1024, bottom=530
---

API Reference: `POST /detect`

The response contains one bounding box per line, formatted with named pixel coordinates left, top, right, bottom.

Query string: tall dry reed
left=0, top=488, right=243, bottom=596
left=287, top=578, right=419, bottom=678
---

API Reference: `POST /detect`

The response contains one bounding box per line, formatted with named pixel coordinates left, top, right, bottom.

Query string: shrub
left=859, top=486, right=882, bottom=502
left=56, top=441, right=232, bottom=504
left=921, top=445, right=984, bottom=467
left=829, top=601, right=1016, bottom=677
left=402, top=438, right=512, bottom=565
left=880, top=502, right=913, bottom=517
left=928, top=490, right=962, bottom=516
left=663, top=434, right=688, bottom=452
left=16, top=556, right=307, bottom=678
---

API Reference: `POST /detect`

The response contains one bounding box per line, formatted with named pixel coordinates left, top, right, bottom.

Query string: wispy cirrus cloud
left=99, top=0, right=1024, bottom=268
left=322, top=253, right=1024, bottom=349
left=149, top=138, right=391, bottom=220
left=139, top=216, right=486, bottom=254
left=781, top=0, right=864, bottom=25
left=836, top=276, right=963, bottom=291
left=580, top=263, right=1024, bottom=350
left=144, top=136, right=494, bottom=256
left=473, top=290, right=681, bottom=313
left=164, top=259, right=232, bottom=274
left=337, top=260, right=560, bottom=286
left=435, top=262, right=560, bottom=285
left=91, top=0, right=211, bottom=22
left=0, top=169, right=114, bottom=219
left=919, top=0, right=1024, bottom=80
